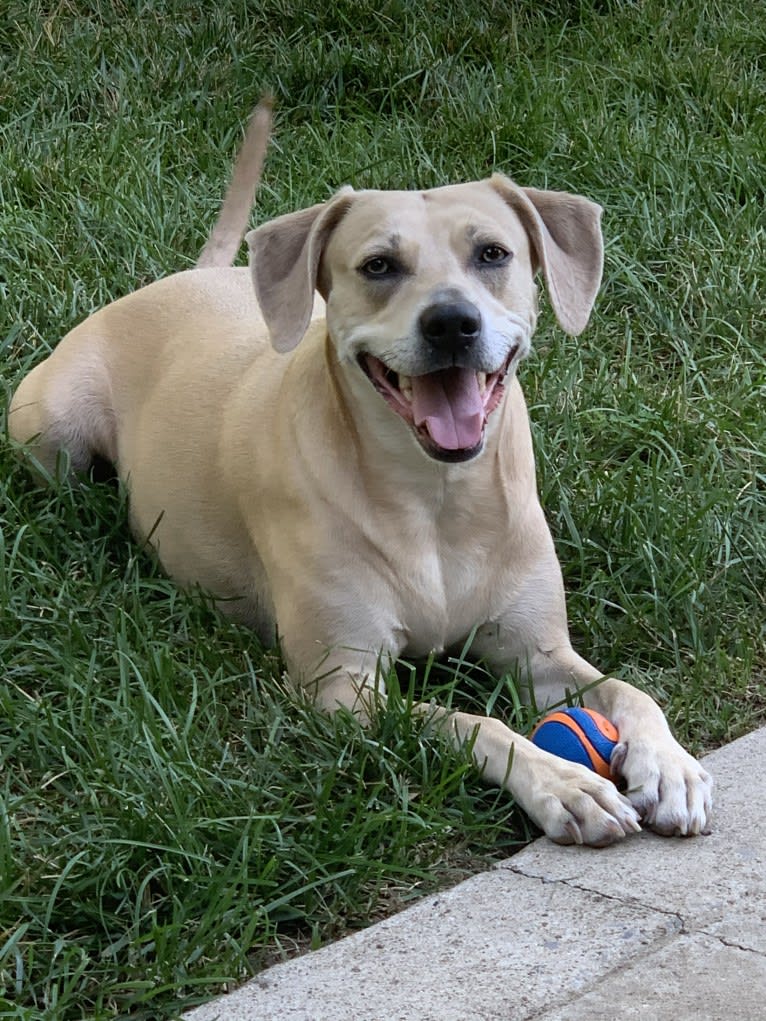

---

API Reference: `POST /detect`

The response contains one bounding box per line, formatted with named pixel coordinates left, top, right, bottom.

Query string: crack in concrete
left=510, top=867, right=764, bottom=1021
left=507, top=862, right=686, bottom=931
left=699, top=930, right=766, bottom=958
left=507, top=863, right=765, bottom=959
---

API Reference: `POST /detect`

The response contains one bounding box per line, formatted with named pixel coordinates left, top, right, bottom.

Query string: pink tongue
left=411, top=367, right=485, bottom=450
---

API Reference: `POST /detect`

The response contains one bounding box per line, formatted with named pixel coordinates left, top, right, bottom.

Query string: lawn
left=1, top=1, right=765, bottom=1017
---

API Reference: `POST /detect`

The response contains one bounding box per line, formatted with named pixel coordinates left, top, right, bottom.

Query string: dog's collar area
left=358, top=352, right=512, bottom=461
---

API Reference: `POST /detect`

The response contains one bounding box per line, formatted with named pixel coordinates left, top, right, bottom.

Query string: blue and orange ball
left=530, top=707, right=619, bottom=780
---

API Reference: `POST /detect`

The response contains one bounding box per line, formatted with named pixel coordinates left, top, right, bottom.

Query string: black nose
left=419, top=300, right=482, bottom=354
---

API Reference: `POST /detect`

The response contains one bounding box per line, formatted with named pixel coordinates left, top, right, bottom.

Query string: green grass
left=2, top=0, right=765, bottom=1016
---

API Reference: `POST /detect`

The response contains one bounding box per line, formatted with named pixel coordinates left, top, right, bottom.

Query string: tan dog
left=9, top=108, right=712, bottom=847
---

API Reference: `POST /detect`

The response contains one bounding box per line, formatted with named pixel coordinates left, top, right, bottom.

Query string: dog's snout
left=419, top=300, right=482, bottom=354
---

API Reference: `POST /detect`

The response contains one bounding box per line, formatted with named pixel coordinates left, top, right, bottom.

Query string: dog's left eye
left=477, top=244, right=511, bottom=265
left=359, top=256, right=398, bottom=278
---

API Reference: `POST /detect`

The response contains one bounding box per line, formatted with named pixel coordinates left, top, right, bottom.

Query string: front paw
left=611, top=737, right=713, bottom=836
left=521, top=753, right=642, bottom=848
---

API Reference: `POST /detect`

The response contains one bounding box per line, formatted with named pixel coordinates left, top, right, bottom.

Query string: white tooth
left=477, top=372, right=487, bottom=394
left=399, top=374, right=413, bottom=400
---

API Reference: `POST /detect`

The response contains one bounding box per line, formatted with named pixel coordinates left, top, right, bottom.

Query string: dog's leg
left=425, top=700, right=642, bottom=846
left=526, top=643, right=713, bottom=837
left=8, top=339, right=117, bottom=478
left=290, top=640, right=641, bottom=847
left=279, top=619, right=398, bottom=725
left=308, top=661, right=389, bottom=725
left=471, top=556, right=713, bottom=838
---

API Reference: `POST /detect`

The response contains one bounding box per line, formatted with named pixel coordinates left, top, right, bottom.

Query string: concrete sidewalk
left=185, top=727, right=766, bottom=1021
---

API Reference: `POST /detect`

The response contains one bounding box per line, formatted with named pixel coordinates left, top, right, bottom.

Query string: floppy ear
left=489, top=174, right=603, bottom=336
left=247, top=188, right=354, bottom=353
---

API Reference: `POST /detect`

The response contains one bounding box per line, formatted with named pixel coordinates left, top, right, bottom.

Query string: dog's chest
left=386, top=520, right=506, bottom=657
left=329, top=461, right=524, bottom=658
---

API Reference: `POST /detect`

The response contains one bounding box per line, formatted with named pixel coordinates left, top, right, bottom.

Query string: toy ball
left=530, top=707, right=619, bottom=780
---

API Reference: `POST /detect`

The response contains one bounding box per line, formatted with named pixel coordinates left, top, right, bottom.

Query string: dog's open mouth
left=359, top=353, right=513, bottom=462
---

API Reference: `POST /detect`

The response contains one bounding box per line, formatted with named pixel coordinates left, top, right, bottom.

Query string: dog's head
left=247, top=175, right=603, bottom=463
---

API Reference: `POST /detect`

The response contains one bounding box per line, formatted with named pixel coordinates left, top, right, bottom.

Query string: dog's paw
left=610, top=737, right=712, bottom=836
left=523, top=755, right=642, bottom=848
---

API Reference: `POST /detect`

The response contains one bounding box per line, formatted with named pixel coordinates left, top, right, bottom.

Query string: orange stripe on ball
left=532, top=710, right=616, bottom=779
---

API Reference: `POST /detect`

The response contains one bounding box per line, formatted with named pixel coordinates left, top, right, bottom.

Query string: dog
left=8, top=104, right=712, bottom=847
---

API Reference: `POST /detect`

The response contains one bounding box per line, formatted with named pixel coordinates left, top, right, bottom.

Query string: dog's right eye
left=359, top=256, right=398, bottom=278
left=477, top=244, right=511, bottom=265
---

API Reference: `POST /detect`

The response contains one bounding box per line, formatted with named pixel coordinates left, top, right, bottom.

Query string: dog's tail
left=196, top=97, right=273, bottom=269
